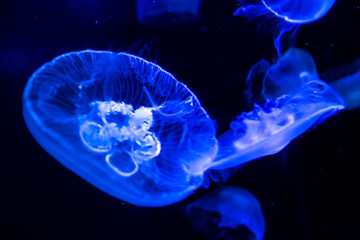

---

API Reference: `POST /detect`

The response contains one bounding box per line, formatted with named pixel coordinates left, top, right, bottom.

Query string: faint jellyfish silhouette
left=136, top=0, right=202, bottom=26
left=245, top=48, right=319, bottom=102
left=234, top=0, right=336, bottom=55
left=330, top=70, right=360, bottom=110
left=209, top=48, right=345, bottom=170
left=23, top=50, right=218, bottom=207
left=187, top=186, right=265, bottom=240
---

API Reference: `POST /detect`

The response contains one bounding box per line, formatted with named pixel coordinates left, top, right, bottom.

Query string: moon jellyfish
left=234, top=0, right=336, bottom=54
left=246, top=48, right=320, bottom=102
left=211, top=80, right=344, bottom=170
left=187, top=186, right=265, bottom=240
left=210, top=49, right=345, bottom=170
left=136, top=0, right=202, bottom=26
left=331, top=70, right=360, bottom=111
left=235, top=0, right=337, bottom=24
left=23, top=50, right=218, bottom=207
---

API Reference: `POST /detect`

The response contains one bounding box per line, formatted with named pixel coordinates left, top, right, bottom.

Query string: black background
left=1, top=0, right=359, bottom=239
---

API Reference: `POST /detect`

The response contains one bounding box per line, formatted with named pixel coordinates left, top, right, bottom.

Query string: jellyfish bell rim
left=261, top=0, right=310, bottom=24
left=22, top=49, right=217, bottom=207
left=261, top=0, right=336, bottom=24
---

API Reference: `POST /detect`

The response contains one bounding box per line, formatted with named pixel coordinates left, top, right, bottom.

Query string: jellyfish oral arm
left=79, top=101, right=161, bottom=177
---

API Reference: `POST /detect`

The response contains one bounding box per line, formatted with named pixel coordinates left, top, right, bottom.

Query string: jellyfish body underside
left=23, top=50, right=218, bottom=207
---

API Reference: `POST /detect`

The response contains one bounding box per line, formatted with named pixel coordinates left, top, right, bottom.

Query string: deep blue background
left=0, top=0, right=359, bottom=239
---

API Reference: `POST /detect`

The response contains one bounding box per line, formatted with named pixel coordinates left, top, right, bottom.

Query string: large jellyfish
left=210, top=48, right=345, bottom=170
left=23, top=50, right=218, bottom=207
left=136, top=0, right=202, bottom=26
left=187, top=186, right=265, bottom=240
left=234, top=0, right=336, bottom=54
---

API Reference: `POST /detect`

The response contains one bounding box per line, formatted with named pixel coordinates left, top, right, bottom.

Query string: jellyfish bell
left=186, top=186, right=266, bottom=240
left=234, top=0, right=336, bottom=24
left=234, top=0, right=336, bottom=55
left=244, top=48, right=320, bottom=103
left=212, top=47, right=348, bottom=170
left=330, top=70, right=360, bottom=111
left=23, top=50, right=218, bottom=207
left=210, top=79, right=345, bottom=170
left=264, top=48, right=319, bottom=99
left=136, top=0, right=202, bottom=26
left=260, top=0, right=336, bottom=24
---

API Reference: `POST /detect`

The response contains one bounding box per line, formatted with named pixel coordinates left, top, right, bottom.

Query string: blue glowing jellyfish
left=209, top=48, right=345, bottom=170
left=235, top=0, right=337, bottom=24
left=245, top=48, right=320, bottom=102
left=331, top=70, right=360, bottom=111
left=211, top=80, right=345, bottom=170
left=136, top=0, right=202, bottom=26
left=234, top=0, right=336, bottom=54
left=23, top=50, right=218, bottom=207
left=187, top=186, right=265, bottom=240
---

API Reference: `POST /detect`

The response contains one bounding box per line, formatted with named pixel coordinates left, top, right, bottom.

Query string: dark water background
left=0, top=0, right=359, bottom=239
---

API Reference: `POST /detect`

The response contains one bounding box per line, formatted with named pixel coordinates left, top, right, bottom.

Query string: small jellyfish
left=234, top=0, right=336, bottom=54
left=245, top=48, right=320, bottom=102
left=136, top=0, right=202, bottom=26
left=23, top=50, right=218, bottom=207
left=210, top=49, right=344, bottom=169
left=187, top=186, right=265, bottom=240
left=238, top=0, right=337, bottom=24
left=330, top=70, right=360, bottom=111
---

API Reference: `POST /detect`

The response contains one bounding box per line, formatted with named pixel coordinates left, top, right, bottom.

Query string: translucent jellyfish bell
left=261, top=48, right=319, bottom=100
left=261, top=0, right=336, bottom=23
left=136, top=0, right=202, bottom=26
left=210, top=48, right=345, bottom=170
left=234, top=0, right=336, bottom=24
left=211, top=80, right=345, bottom=170
left=187, top=186, right=265, bottom=240
left=23, top=50, right=218, bottom=207
left=331, top=70, right=360, bottom=111
left=234, top=0, right=336, bottom=54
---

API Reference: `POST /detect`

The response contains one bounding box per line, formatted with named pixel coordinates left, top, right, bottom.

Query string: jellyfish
left=330, top=70, right=360, bottom=110
left=136, top=0, right=202, bottom=26
left=186, top=186, right=265, bottom=240
left=209, top=48, right=345, bottom=170
left=211, top=80, right=345, bottom=170
left=245, top=47, right=360, bottom=108
left=23, top=50, right=218, bottom=207
left=234, top=0, right=336, bottom=54
left=245, top=48, right=319, bottom=102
